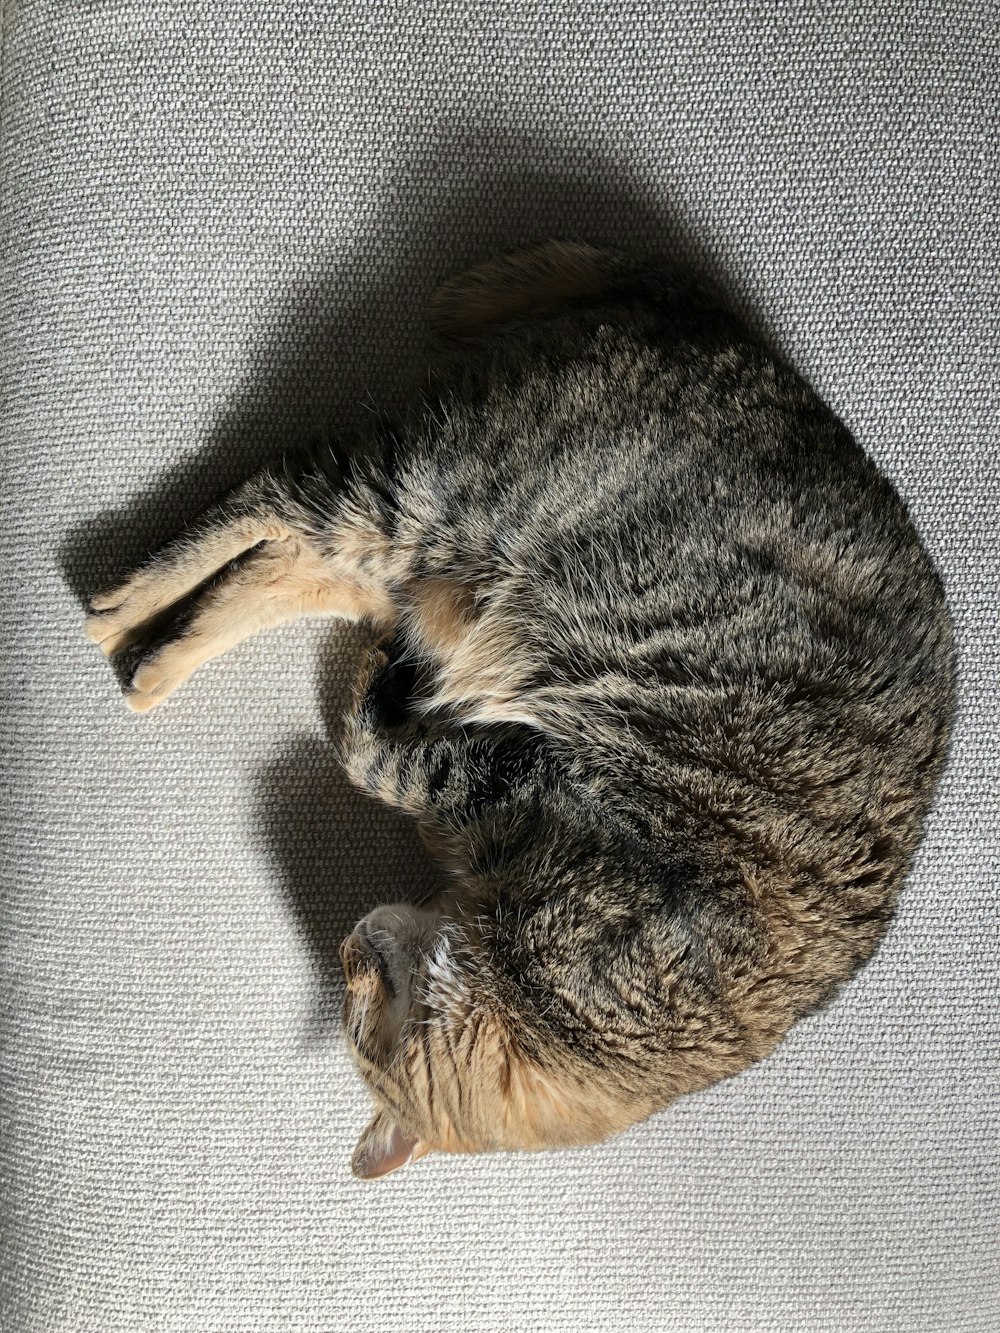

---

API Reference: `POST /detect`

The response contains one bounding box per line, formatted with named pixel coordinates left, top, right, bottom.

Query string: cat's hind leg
left=84, top=471, right=301, bottom=658
left=85, top=462, right=398, bottom=711
left=124, top=535, right=395, bottom=712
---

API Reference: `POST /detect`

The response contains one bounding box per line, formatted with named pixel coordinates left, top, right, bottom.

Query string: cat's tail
left=428, top=241, right=634, bottom=343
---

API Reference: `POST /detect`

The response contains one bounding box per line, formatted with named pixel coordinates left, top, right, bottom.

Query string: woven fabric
left=1, top=2, right=997, bottom=1329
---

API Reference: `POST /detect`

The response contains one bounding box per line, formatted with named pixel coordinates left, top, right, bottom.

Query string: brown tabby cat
left=84, top=243, right=955, bottom=1179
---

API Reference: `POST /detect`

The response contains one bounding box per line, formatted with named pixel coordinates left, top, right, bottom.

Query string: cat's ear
left=351, top=1110, right=430, bottom=1180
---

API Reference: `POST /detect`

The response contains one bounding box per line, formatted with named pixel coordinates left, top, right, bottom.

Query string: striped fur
left=85, top=243, right=956, bottom=1177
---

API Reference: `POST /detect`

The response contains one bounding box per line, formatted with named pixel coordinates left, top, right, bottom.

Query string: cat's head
left=341, top=897, right=660, bottom=1179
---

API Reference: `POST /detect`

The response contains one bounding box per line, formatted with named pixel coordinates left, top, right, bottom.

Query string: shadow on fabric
left=59, top=123, right=762, bottom=1033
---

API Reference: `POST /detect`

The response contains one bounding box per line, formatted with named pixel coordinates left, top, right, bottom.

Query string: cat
left=84, top=241, right=956, bottom=1179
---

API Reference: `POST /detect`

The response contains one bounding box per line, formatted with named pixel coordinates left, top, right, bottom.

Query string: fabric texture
left=1, top=2, right=997, bottom=1329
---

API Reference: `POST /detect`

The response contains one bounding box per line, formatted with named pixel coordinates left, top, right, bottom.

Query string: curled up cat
left=84, top=242, right=956, bottom=1179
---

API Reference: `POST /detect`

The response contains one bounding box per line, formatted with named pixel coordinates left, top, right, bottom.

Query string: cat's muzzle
left=341, top=930, right=393, bottom=994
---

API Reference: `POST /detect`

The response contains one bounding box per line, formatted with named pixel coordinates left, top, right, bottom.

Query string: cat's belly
left=396, top=576, right=543, bottom=729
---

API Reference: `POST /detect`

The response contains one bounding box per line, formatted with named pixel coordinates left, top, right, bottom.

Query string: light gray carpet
left=1, top=3, right=997, bottom=1330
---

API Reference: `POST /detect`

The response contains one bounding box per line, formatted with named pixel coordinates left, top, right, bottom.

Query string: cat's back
left=388, top=281, right=954, bottom=868
left=372, top=261, right=956, bottom=1039
left=404, top=279, right=929, bottom=614
left=403, top=288, right=947, bottom=669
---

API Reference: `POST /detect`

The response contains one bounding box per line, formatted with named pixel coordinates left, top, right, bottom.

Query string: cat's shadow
left=60, top=123, right=766, bottom=1029
left=253, top=632, right=441, bottom=1039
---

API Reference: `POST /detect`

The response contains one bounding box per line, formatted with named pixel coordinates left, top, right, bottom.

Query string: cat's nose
left=340, top=933, right=369, bottom=986
left=340, top=931, right=393, bottom=995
